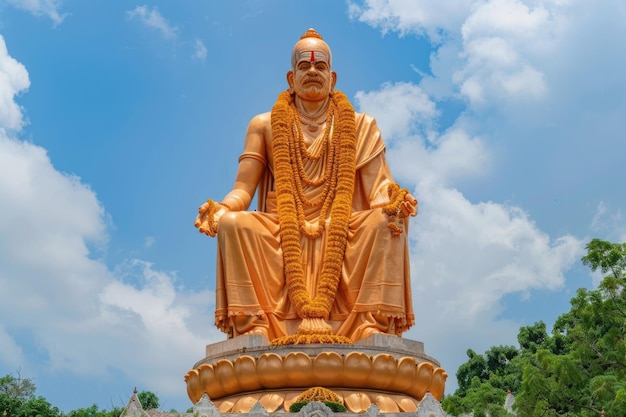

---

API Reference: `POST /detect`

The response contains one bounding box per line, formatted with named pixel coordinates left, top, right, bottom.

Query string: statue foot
left=244, top=327, right=269, bottom=339
left=361, top=327, right=383, bottom=339
left=298, top=317, right=332, bottom=335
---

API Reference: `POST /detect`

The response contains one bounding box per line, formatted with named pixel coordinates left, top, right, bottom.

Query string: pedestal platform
left=185, top=334, right=447, bottom=414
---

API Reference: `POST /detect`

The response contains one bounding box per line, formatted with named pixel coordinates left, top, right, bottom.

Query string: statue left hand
left=399, top=193, right=418, bottom=218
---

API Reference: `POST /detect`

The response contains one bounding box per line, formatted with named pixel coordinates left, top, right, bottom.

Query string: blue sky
left=1, top=0, right=625, bottom=413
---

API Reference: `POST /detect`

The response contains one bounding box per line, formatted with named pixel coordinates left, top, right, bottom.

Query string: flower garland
left=271, top=333, right=353, bottom=346
left=297, top=387, right=342, bottom=403
left=289, top=103, right=339, bottom=238
left=271, top=90, right=356, bottom=319
left=382, top=183, right=410, bottom=237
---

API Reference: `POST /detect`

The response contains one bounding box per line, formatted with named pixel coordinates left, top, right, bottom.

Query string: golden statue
left=195, top=28, right=417, bottom=344
left=186, top=30, right=446, bottom=413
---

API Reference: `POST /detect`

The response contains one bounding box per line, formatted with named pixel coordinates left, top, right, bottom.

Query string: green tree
left=137, top=390, right=159, bottom=410
left=0, top=394, right=23, bottom=417
left=442, top=321, right=564, bottom=416
left=1, top=371, right=34, bottom=416
left=443, top=342, right=525, bottom=416
left=515, top=239, right=626, bottom=416
left=13, top=396, right=63, bottom=417
left=66, top=403, right=124, bottom=417
left=455, top=349, right=488, bottom=397
left=66, top=404, right=101, bottom=417
left=105, top=406, right=124, bottom=417
left=463, top=378, right=510, bottom=417
left=0, top=371, right=36, bottom=400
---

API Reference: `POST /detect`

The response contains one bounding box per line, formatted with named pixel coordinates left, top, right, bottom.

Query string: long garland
left=271, top=90, right=356, bottom=319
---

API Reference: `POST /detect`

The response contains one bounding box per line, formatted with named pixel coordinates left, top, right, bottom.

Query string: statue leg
left=334, top=209, right=414, bottom=341
left=215, top=211, right=289, bottom=340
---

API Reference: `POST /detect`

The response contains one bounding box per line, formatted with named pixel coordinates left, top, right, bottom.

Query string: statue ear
left=331, top=71, right=337, bottom=90
left=286, top=71, right=294, bottom=93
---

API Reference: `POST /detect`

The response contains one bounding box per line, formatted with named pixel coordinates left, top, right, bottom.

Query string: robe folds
left=214, top=113, right=415, bottom=342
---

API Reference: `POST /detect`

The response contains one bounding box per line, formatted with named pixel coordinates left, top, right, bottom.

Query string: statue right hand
left=195, top=201, right=228, bottom=237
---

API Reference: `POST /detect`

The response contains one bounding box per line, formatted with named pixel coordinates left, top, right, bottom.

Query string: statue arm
left=195, top=114, right=269, bottom=236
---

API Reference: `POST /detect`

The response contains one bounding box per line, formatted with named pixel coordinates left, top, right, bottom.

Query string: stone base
left=185, top=334, right=447, bottom=414
left=191, top=393, right=449, bottom=417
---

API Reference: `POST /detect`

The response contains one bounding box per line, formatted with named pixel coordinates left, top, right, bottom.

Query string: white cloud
left=0, top=36, right=30, bottom=132
left=461, top=0, right=553, bottom=41
left=355, top=82, right=489, bottom=187
left=386, top=127, right=490, bottom=188
left=102, top=260, right=190, bottom=333
left=193, top=39, right=207, bottom=61
left=347, top=0, right=472, bottom=42
left=455, top=0, right=553, bottom=106
left=6, top=0, right=68, bottom=26
left=127, top=5, right=177, bottom=40
left=413, top=184, right=582, bottom=312
left=349, top=0, right=559, bottom=107
left=355, top=82, right=438, bottom=142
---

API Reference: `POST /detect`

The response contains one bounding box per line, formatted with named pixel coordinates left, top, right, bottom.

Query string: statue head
left=287, top=28, right=337, bottom=102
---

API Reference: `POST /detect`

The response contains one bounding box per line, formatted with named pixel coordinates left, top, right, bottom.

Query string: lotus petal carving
left=188, top=349, right=447, bottom=406
left=343, top=392, right=371, bottom=413
left=184, top=369, right=202, bottom=404
left=312, top=351, right=343, bottom=386
left=234, top=355, right=261, bottom=392
left=284, top=352, right=313, bottom=387
left=343, top=352, right=372, bottom=387
left=256, top=353, right=285, bottom=388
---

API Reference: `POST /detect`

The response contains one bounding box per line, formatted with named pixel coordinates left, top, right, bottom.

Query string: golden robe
left=215, top=113, right=415, bottom=342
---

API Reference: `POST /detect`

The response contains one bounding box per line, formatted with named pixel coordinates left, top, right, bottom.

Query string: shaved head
left=291, top=28, right=332, bottom=69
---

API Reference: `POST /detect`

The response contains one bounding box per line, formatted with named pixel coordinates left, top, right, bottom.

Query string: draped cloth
left=215, top=113, right=415, bottom=342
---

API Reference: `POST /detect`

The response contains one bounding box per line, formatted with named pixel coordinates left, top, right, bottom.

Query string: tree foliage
left=0, top=371, right=36, bottom=400
left=0, top=372, right=130, bottom=417
left=442, top=330, right=537, bottom=416
left=12, top=396, right=63, bottom=417
left=515, top=239, right=626, bottom=416
left=137, top=390, right=160, bottom=410
left=65, top=404, right=124, bottom=417
left=0, top=391, right=63, bottom=417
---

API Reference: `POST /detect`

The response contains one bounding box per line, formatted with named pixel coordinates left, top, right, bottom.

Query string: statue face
left=287, top=39, right=336, bottom=102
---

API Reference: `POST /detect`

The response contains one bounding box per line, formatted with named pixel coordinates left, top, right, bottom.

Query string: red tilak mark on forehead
left=310, top=51, right=316, bottom=62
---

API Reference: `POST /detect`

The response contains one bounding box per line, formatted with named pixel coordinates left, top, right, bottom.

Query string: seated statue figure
left=195, top=28, right=417, bottom=343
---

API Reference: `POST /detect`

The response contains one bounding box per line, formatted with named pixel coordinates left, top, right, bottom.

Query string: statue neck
left=294, top=96, right=330, bottom=118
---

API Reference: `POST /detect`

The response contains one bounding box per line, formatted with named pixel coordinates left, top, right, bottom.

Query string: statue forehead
left=291, top=37, right=332, bottom=67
